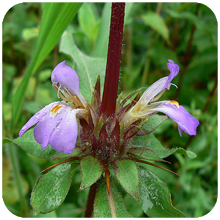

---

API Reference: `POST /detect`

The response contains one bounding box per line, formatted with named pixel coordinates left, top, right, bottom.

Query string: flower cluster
left=19, top=60, right=199, bottom=158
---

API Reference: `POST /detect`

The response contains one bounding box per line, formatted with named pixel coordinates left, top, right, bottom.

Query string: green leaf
left=141, top=12, right=169, bottom=43
left=139, top=114, right=168, bottom=135
left=127, top=147, right=164, bottom=162
left=12, top=3, right=82, bottom=129
left=113, top=159, right=139, bottom=201
left=165, top=9, right=203, bottom=29
left=31, top=162, right=72, bottom=215
left=59, top=31, right=106, bottom=102
left=91, top=2, right=111, bottom=58
left=138, top=165, right=185, bottom=217
left=78, top=3, right=100, bottom=42
left=5, top=128, right=57, bottom=159
left=79, top=155, right=104, bottom=190
left=94, top=177, right=132, bottom=217
left=132, top=134, right=197, bottom=159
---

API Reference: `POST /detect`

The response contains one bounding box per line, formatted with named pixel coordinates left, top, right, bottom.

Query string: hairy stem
left=84, top=181, right=99, bottom=217
left=101, top=2, right=125, bottom=117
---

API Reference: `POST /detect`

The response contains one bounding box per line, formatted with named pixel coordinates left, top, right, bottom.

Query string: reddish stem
left=101, top=2, right=125, bottom=117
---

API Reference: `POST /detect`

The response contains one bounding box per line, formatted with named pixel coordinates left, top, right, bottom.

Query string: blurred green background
left=2, top=2, right=217, bottom=217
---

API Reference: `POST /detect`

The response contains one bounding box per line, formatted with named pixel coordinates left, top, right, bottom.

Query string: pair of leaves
left=92, top=158, right=185, bottom=217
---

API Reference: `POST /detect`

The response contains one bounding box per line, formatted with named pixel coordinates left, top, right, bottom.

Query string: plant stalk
left=101, top=2, right=125, bottom=117
left=84, top=181, right=99, bottom=217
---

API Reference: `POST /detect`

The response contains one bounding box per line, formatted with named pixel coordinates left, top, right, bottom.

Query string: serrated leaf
left=5, top=128, right=57, bottom=159
left=80, top=155, right=104, bottom=190
left=12, top=3, right=82, bottom=129
left=59, top=31, right=106, bottom=102
left=138, top=165, right=185, bottom=217
left=94, top=177, right=132, bottom=217
left=132, top=133, right=197, bottom=159
left=113, top=159, right=139, bottom=201
left=31, top=162, right=72, bottom=215
left=141, top=12, right=169, bottom=42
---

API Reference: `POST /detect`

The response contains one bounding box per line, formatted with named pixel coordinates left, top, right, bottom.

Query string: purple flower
left=51, top=61, right=86, bottom=107
left=123, top=59, right=199, bottom=136
left=19, top=61, right=88, bottom=154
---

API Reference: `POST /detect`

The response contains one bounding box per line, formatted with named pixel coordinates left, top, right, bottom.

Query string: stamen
left=52, top=84, right=73, bottom=103
left=153, top=88, right=166, bottom=102
left=57, top=84, right=62, bottom=98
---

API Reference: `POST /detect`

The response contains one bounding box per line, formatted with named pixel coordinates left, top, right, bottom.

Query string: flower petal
left=33, top=103, right=68, bottom=149
left=140, top=59, right=179, bottom=105
left=19, top=102, right=55, bottom=137
left=51, top=61, right=81, bottom=98
left=147, top=101, right=200, bottom=136
left=49, top=109, right=79, bottom=154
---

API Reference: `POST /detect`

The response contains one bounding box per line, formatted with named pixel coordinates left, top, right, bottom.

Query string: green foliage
left=131, top=133, right=197, bottom=159
left=80, top=155, right=104, bottom=190
left=5, top=128, right=57, bottom=159
left=113, top=159, right=139, bottom=201
left=138, top=165, right=185, bottom=217
left=3, top=2, right=217, bottom=218
left=31, top=162, right=73, bottom=215
left=141, top=12, right=169, bottom=43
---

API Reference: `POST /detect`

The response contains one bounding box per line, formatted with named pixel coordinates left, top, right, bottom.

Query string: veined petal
left=139, top=59, right=179, bottom=106
left=19, top=102, right=56, bottom=137
left=49, top=109, right=80, bottom=154
left=146, top=101, right=200, bottom=136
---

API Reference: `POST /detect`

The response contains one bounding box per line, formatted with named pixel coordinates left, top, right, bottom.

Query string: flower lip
left=19, top=101, right=86, bottom=154
left=50, top=104, right=63, bottom=116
